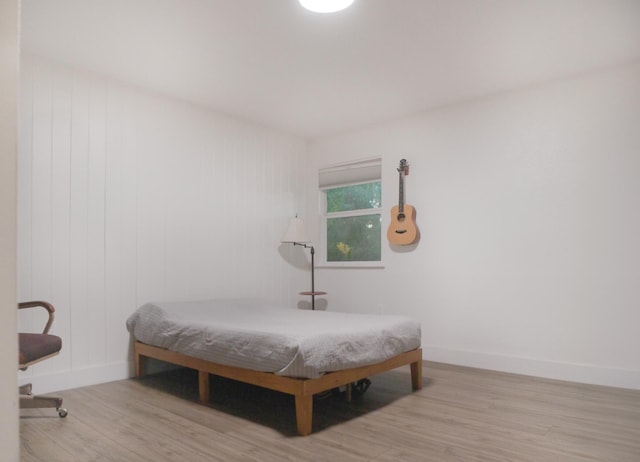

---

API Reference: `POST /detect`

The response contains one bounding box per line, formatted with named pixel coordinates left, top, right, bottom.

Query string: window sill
left=316, top=263, right=385, bottom=269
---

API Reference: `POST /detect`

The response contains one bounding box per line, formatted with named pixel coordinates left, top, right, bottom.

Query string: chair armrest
left=18, top=300, right=56, bottom=334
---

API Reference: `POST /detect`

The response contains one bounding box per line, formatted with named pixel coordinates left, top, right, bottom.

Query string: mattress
left=126, top=299, right=421, bottom=379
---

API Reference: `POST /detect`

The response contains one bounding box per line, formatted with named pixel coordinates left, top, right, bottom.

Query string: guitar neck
left=398, top=170, right=405, bottom=213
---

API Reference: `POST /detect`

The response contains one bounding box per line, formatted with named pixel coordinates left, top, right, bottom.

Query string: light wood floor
left=20, top=362, right=640, bottom=461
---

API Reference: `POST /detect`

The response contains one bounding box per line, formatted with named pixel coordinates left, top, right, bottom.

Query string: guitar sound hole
left=397, top=213, right=405, bottom=221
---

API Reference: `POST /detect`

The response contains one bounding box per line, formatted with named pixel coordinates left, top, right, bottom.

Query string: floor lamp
left=281, top=216, right=325, bottom=310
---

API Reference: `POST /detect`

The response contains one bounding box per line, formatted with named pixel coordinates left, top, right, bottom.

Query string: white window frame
left=318, top=158, right=384, bottom=268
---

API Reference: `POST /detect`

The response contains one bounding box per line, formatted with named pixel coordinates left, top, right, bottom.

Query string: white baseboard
left=19, top=361, right=131, bottom=395
left=424, top=345, right=640, bottom=390
left=18, top=357, right=183, bottom=395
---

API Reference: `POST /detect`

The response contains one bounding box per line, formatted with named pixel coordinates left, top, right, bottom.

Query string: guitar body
left=387, top=204, right=418, bottom=245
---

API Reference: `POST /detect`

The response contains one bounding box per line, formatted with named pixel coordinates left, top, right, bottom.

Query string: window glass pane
left=327, top=214, right=382, bottom=262
left=326, top=182, right=381, bottom=213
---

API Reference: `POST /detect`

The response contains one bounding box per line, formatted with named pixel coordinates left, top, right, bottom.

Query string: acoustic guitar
left=387, top=159, right=418, bottom=245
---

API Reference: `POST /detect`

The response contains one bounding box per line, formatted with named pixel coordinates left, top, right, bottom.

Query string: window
left=320, top=159, right=382, bottom=265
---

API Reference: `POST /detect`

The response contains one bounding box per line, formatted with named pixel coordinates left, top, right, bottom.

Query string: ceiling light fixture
left=299, top=0, right=355, bottom=14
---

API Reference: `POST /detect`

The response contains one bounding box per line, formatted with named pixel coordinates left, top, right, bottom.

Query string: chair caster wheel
left=58, top=408, right=68, bottom=418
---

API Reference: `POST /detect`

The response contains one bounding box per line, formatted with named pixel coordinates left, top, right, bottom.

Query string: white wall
left=18, top=56, right=640, bottom=393
left=0, top=0, right=20, bottom=459
left=18, top=54, right=307, bottom=393
left=307, top=62, right=640, bottom=389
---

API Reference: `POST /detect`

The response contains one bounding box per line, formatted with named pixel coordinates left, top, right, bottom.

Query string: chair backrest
left=18, top=300, right=56, bottom=334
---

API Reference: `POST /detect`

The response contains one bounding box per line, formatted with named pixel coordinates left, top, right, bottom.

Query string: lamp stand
left=294, top=242, right=325, bottom=310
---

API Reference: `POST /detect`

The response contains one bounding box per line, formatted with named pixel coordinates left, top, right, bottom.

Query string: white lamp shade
left=281, top=217, right=310, bottom=243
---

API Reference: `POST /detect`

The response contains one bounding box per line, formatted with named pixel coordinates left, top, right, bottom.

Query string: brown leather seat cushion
left=19, top=333, right=62, bottom=366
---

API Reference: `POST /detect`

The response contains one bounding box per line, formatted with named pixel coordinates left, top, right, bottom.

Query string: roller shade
left=319, top=158, right=381, bottom=189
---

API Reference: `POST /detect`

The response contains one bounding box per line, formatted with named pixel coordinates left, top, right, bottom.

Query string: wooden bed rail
left=134, top=341, right=422, bottom=436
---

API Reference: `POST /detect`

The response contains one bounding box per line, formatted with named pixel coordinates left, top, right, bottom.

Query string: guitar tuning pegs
left=397, top=158, right=410, bottom=175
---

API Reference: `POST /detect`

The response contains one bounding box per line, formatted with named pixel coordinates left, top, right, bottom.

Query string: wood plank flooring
left=20, top=362, right=640, bottom=461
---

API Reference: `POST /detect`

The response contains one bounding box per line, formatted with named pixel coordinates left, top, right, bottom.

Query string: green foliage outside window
left=325, top=181, right=382, bottom=262
left=326, top=182, right=381, bottom=213
left=327, top=214, right=381, bottom=262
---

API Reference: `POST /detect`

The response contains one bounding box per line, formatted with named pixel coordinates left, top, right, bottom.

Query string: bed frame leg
left=410, top=360, right=423, bottom=390
left=295, top=394, right=313, bottom=436
left=134, top=350, right=145, bottom=378
left=198, top=370, right=210, bottom=404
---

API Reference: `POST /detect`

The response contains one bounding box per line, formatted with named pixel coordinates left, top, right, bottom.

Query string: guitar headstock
left=397, top=159, right=409, bottom=175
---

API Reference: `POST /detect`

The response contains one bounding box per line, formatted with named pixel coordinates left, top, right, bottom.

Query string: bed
left=126, top=299, right=423, bottom=435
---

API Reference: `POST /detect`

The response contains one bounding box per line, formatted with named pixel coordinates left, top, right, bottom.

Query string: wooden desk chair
left=19, top=301, right=68, bottom=417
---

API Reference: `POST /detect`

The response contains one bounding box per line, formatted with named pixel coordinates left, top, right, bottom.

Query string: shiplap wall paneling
left=105, top=84, right=141, bottom=367
left=104, top=83, right=130, bottom=364
left=21, top=59, right=56, bottom=375
left=104, top=82, right=122, bottom=364
left=19, top=55, right=307, bottom=392
left=30, top=59, right=52, bottom=307
left=18, top=56, right=34, bottom=307
left=69, top=68, right=91, bottom=370
left=118, top=89, right=139, bottom=364
left=165, top=102, right=207, bottom=300
left=17, top=55, right=33, bottom=346
left=87, top=78, right=107, bottom=366
left=17, top=56, right=36, bottom=380
left=183, top=114, right=215, bottom=302
left=134, top=95, right=166, bottom=307
left=50, top=62, right=72, bottom=373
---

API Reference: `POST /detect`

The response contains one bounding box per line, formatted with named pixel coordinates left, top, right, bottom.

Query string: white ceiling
left=21, top=0, right=640, bottom=139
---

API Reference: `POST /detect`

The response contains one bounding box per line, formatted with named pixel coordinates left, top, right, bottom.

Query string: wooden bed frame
left=134, top=341, right=423, bottom=435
